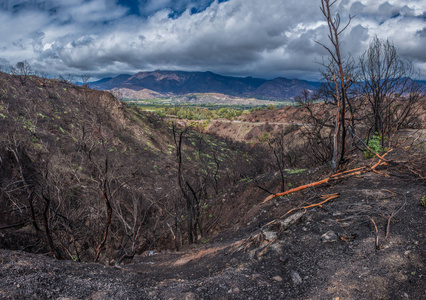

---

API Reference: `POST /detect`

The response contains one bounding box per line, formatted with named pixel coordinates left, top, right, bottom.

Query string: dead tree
left=80, top=75, right=91, bottom=86
left=267, top=131, right=288, bottom=192
left=294, top=89, right=312, bottom=107
left=358, top=37, right=422, bottom=143
left=172, top=124, right=206, bottom=245
left=6, top=136, right=63, bottom=259
left=6, top=140, right=42, bottom=236
left=316, top=0, right=354, bottom=171
left=13, top=61, right=32, bottom=84
left=114, top=192, right=154, bottom=264
left=93, top=158, right=112, bottom=262
left=173, top=124, right=195, bottom=244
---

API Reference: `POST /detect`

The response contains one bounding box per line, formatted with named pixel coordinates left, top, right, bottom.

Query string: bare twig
left=367, top=216, right=381, bottom=250
left=385, top=195, right=406, bottom=239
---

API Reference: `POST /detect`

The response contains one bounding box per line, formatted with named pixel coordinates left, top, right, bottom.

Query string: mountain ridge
left=89, top=70, right=320, bottom=100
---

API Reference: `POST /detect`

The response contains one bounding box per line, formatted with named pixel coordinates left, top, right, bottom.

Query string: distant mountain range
left=89, top=70, right=321, bottom=100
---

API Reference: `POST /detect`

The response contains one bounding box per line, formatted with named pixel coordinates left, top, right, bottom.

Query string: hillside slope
left=0, top=72, right=265, bottom=262
left=0, top=72, right=425, bottom=299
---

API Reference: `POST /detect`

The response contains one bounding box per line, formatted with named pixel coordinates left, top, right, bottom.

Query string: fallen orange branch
left=370, top=149, right=392, bottom=169
left=263, top=167, right=368, bottom=203
left=263, top=177, right=332, bottom=203
left=330, top=167, right=366, bottom=177
left=263, top=147, right=392, bottom=204
left=383, top=189, right=396, bottom=195
left=283, top=193, right=340, bottom=216
left=372, top=169, right=389, bottom=177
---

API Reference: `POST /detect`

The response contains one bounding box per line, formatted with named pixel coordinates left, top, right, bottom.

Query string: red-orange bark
left=262, top=163, right=386, bottom=204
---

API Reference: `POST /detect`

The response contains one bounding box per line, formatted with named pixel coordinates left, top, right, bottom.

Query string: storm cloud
left=0, top=0, right=424, bottom=80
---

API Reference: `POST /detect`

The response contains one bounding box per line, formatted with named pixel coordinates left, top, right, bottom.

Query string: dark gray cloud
left=138, top=0, right=220, bottom=16
left=0, top=0, right=424, bottom=80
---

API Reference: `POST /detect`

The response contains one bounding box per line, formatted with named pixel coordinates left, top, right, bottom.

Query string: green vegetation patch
left=364, top=132, right=388, bottom=159
left=285, top=169, right=306, bottom=174
left=122, top=99, right=290, bottom=121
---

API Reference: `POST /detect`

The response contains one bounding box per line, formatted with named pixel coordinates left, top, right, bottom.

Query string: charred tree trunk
left=94, top=158, right=112, bottom=262
left=41, top=194, right=62, bottom=259
left=317, top=0, right=354, bottom=171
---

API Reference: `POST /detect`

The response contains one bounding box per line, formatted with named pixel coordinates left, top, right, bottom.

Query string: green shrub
left=364, top=132, right=387, bottom=159
left=258, top=132, right=270, bottom=143
left=285, top=169, right=306, bottom=174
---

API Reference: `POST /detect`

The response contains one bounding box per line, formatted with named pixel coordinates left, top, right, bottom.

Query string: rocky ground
left=1, top=161, right=425, bottom=300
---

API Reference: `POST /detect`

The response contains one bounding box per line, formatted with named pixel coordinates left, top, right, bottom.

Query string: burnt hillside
left=0, top=72, right=267, bottom=263
left=0, top=72, right=425, bottom=300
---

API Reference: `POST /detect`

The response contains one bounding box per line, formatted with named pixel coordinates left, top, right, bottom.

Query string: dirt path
left=216, top=120, right=312, bottom=126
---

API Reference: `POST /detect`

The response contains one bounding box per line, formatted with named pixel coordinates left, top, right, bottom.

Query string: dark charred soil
left=1, top=163, right=425, bottom=299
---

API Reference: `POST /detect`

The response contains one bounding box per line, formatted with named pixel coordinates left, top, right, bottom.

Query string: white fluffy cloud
left=0, top=0, right=424, bottom=80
